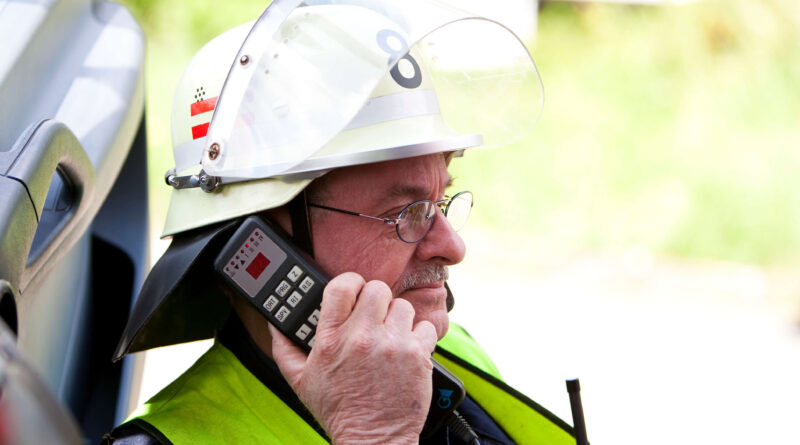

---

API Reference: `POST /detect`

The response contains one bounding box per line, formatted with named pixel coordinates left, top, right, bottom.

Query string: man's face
left=310, top=153, right=466, bottom=339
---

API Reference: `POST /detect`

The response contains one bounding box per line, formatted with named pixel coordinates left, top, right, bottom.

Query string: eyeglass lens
left=446, top=191, right=473, bottom=232
left=396, top=191, right=473, bottom=243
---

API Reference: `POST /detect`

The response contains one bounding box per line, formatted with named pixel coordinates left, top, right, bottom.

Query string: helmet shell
left=166, top=22, right=313, bottom=237
left=164, top=10, right=479, bottom=236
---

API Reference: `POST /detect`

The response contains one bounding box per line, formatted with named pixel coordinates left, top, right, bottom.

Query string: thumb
left=269, top=323, right=309, bottom=388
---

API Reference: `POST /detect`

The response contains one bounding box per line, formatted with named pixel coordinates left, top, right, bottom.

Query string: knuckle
left=311, top=331, right=339, bottom=357
left=415, top=321, right=438, bottom=349
left=390, top=297, right=415, bottom=315
left=355, top=280, right=392, bottom=310
left=351, top=332, right=376, bottom=354
left=400, top=339, right=429, bottom=364
left=362, top=279, right=392, bottom=297
left=376, top=346, right=397, bottom=362
left=417, top=319, right=435, bottom=334
left=324, top=273, right=365, bottom=298
left=398, top=338, right=418, bottom=355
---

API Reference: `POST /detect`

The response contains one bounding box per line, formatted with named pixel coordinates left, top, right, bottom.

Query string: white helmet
left=162, top=0, right=543, bottom=236
left=115, top=0, right=542, bottom=358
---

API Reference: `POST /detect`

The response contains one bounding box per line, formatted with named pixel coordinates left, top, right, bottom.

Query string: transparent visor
left=203, top=0, right=543, bottom=181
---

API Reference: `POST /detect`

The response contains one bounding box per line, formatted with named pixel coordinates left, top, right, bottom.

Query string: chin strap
left=445, top=282, right=455, bottom=312
left=288, top=190, right=315, bottom=257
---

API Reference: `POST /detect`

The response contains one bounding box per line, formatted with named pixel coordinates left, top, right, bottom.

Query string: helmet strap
left=288, top=190, right=315, bottom=258
left=445, top=282, right=455, bottom=312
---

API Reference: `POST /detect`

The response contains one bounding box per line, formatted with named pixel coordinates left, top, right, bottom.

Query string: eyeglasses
left=308, top=190, right=473, bottom=243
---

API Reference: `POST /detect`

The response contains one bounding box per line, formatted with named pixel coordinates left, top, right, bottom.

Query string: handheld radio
left=214, top=215, right=465, bottom=438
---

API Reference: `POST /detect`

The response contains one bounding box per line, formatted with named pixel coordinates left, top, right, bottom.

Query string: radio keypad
left=275, top=306, right=291, bottom=322
left=308, top=309, right=320, bottom=326
left=287, top=291, right=303, bottom=308
left=263, top=296, right=279, bottom=313
left=299, top=277, right=315, bottom=293
left=256, top=263, right=322, bottom=347
left=296, top=324, right=312, bottom=340
left=287, top=265, right=303, bottom=282
left=275, top=280, right=291, bottom=298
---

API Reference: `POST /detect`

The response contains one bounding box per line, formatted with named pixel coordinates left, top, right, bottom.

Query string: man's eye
left=403, top=206, right=421, bottom=218
left=379, top=205, right=407, bottom=220
left=403, top=203, right=432, bottom=224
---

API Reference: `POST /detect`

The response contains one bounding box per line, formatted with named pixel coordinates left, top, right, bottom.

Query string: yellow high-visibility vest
left=127, top=324, right=575, bottom=444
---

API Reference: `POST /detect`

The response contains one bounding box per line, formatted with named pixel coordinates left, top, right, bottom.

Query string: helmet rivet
left=240, top=55, right=250, bottom=65
left=208, top=143, right=220, bottom=160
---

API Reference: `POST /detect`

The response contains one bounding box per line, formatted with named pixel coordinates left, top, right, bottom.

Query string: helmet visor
left=203, top=0, right=543, bottom=181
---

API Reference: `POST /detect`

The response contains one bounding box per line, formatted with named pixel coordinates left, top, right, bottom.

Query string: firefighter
left=106, top=2, right=572, bottom=443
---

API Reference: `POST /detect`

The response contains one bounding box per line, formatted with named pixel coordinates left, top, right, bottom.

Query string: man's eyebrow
left=386, top=184, right=430, bottom=201
left=385, top=176, right=454, bottom=201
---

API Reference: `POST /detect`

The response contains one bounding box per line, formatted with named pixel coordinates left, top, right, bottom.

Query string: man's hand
left=270, top=272, right=438, bottom=445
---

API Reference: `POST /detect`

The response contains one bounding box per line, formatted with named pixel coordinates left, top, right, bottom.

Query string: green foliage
left=453, top=0, right=800, bottom=265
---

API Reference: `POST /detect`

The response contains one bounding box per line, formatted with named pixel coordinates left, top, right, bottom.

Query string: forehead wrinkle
left=368, top=155, right=453, bottom=205
left=386, top=172, right=453, bottom=202
left=386, top=184, right=431, bottom=201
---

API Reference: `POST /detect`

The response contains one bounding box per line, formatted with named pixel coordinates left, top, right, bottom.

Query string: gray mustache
left=399, top=265, right=449, bottom=291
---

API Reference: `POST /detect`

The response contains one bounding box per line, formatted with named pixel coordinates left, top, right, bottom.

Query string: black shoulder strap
left=101, top=418, right=172, bottom=445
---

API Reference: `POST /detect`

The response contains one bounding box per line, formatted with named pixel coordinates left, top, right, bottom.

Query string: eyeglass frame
left=307, top=190, right=473, bottom=244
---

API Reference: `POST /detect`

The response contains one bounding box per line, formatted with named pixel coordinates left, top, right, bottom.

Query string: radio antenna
left=566, top=378, right=589, bottom=445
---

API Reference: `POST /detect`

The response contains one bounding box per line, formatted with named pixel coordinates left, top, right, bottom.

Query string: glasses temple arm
left=308, top=203, right=397, bottom=225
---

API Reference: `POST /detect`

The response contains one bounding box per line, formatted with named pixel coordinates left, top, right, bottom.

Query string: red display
left=246, top=252, right=270, bottom=279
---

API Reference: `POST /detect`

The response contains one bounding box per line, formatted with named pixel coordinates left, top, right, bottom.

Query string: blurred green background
left=120, top=0, right=800, bottom=266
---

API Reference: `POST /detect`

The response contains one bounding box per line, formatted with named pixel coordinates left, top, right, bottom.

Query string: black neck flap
left=113, top=219, right=241, bottom=361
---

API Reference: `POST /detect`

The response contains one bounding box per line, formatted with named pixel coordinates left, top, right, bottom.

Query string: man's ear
left=260, top=195, right=315, bottom=257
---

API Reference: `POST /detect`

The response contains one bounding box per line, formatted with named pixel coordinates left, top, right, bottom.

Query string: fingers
left=384, top=299, right=436, bottom=354
left=383, top=297, right=415, bottom=333
left=274, top=272, right=440, bottom=439
left=348, top=280, right=392, bottom=326
left=320, top=274, right=394, bottom=330
left=317, top=272, right=436, bottom=356
left=318, top=272, right=364, bottom=329
left=269, top=324, right=308, bottom=387
left=412, top=320, right=438, bottom=354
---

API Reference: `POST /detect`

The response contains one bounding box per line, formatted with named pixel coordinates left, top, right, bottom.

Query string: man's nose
left=414, top=209, right=466, bottom=265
